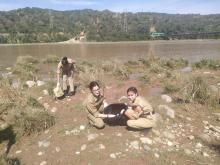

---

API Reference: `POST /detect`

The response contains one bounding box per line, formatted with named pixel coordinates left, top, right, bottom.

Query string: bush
left=164, top=84, right=180, bottom=93
left=193, top=59, right=220, bottom=70
left=15, top=111, right=55, bottom=135
left=43, top=55, right=60, bottom=64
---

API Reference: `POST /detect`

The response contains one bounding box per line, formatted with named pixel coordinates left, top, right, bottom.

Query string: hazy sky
left=0, top=0, right=219, bottom=14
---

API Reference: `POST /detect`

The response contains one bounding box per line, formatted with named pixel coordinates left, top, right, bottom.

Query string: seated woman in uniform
left=83, top=81, right=114, bottom=129
left=124, top=87, right=156, bottom=130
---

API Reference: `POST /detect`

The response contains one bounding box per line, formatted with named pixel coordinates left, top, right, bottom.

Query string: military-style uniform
left=126, top=96, right=156, bottom=129
left=83, top=93, right=105, bottom=128
left=57, top=58, right=75, bottom=92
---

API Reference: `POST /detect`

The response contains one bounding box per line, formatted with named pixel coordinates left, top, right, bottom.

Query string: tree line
left=0, top=7, right=220, bottom=43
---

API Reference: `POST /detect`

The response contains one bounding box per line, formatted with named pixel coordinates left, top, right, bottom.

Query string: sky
left=0, top=0, right=219, bottom=15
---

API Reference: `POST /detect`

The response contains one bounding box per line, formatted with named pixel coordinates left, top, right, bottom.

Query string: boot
left=63, top=90, right=68, bottom=96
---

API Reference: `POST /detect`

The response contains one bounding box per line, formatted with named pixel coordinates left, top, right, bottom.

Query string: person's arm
left=86, top=95, right=104, bottom=117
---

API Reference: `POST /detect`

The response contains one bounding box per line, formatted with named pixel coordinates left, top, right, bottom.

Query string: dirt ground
left=2, top=75, right=219, bottom=165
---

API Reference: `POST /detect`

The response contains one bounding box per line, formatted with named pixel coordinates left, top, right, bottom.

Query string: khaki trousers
left=87, top=114, right=105, bottom=128
left=62, top=75, right=74, bottom=92
left=127, top=115, right=156, bottom=129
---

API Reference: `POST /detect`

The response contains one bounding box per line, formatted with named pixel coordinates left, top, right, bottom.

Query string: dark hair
left=61, top=57, right=68, bottom=65
left=89, top=81, right=100, bottom=91
left=127, top=87, right=138, bottom=95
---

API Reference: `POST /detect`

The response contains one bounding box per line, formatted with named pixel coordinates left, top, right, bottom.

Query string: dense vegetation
left=0, top=7, right=220, bottom=43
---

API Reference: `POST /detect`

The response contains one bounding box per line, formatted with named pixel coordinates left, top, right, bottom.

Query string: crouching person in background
left=124, top=87, right=157, bottom=130
left=57, top=56, right=76, bottom=96
left=83, top=81, right=114, bottom=129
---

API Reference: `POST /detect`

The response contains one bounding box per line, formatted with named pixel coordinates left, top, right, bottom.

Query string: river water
left=0, top=40, right=220, bottom=67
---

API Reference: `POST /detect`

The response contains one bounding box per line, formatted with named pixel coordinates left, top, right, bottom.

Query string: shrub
left=193, top=59, right=220, bottom=70
left=42, top=55, right=60, bottom=64
left=164, top=84, right=180, bottom=93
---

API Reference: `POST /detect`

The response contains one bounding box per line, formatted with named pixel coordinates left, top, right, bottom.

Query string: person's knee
left=127, top=120, right=135, bottom=128
left=96, top=122, right=105, bottom=129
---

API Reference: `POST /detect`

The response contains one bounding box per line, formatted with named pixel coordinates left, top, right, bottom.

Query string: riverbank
left=0, top=55, right=220, bottom=164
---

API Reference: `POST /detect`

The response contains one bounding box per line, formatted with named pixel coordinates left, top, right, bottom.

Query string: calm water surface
left=0, top=40, right=220, bottom=67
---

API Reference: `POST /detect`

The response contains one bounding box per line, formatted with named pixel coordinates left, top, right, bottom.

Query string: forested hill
left=0, top=7, right=220, bottom=43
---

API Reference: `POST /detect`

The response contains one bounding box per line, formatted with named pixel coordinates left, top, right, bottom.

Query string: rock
left=79, top=125, right=85, bottom=130
left=161, top=95, right=172, bottom=103
left=40, top=161, right=47, bottom=165
left=87, top=134, right=99, bottom=141
left=199, top=133, right=212, bottom=143
left=43, top=90, right=49, bottom=96
left=181, top=66, right=192, bottom=73
left=38, top=97, right=43, bottom=101
left=99, top=144, right=106, bottom=150
left=184, top=149, right=192, bottom=155
left=167, top=141, right=173, bottom=146
left=140, top=137, right=152, bottom=145
left=110, top=153, right=116, bottom=159
left=6, top=67, right=11, bottom=71
left=209, top=125, right=220, bottom=133
left=65, top=130, right=71, bottom=135
left=55, top=147, right=60, bottom=152
left=186, top=117, right=192, bottom=121
left=38, top=140, right=50, bottom=148
left=81, top=144, right=87, bottom=151
left=15, top=150, right=22, bottom=154
left=195, top=143, right=203, bottom=148
left=143, top=145, right=151, bottom=152
left=172, top=161, right=177, bottom=165
left=129, top=141, right=140, bottom=150
left=70, top=129, right=80, bottom=135
left=38, top=151, right=44, bottom=156
left=116, top=133, right=122, bottom=137
left=26, top=81, right=36, bottom=88
left=75, top=151, right=80, bottom=155
left=154, top=153, right=160, bottom=158
left=202, top=121, right=209, bottom=125
left=187, top=135, right=195, bottom=140
left=202, top=152, right=209, bottom=157
left=37, top=80, right=45, bottom=86
left=51, top=107, right=57, bottom=113
left=158, top=105, right=175, bottom=118
left=44, top=130, right=49, bottom=134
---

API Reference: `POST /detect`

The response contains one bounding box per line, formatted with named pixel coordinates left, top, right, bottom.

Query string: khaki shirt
left=83, top=93, right=104, bottom=117
left=128, top=96, right=153, bottom=119
left=57, top=58, right=75, bottom=76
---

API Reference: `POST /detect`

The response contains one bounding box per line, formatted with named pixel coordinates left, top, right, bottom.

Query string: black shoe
left=68, top=91, right=75, bottom=96
left=63, top=90, right=68, bottom=96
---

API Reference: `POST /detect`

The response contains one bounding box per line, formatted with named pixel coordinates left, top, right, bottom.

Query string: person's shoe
left=63, top=90, right=68, bottom=96
left=68, top=91, right=75, bottom=96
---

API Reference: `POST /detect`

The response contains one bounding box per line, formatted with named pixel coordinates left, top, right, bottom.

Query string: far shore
left=0, top=39, right=220, bottom=46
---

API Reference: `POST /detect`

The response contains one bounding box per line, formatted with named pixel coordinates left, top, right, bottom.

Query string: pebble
left=143, top=145, right=151, bottom=152
left=81, top=144, right=87, bottom=151
left=15, top=150, right=22, bottom=154
left=202, top=121, right=209, bottom=125
left=154, top=153, right=160, bottom=158
left=38, top=97, right=43, bottom=101
left=79, top=125, right=85, bottom=130
left=140, top=137, right=152, bottom=145
left=116, top=133, right=122, bottom=137
left=40, top=161, right=47, bottom=165
left=99, top=144, right=106, bottom=150
left=129, top=141, right=140, bottom=150
left=38, top=151, right=44, bottom=156
left=55, top=147, right=60, bottom=152
left=38, top=140, right=50, bottom=148
left=75, top=151, right=80, bottom=155
left=167, top=141, right=173, bottom=146
left=87, top=134, right=99, bottom=141
left=110, top=153, right=116, bottom=159
left=196, top=143, right=203, bottom=148
left=51, top=107, right=57, bottom=113
left=202, top=152, right=209, bottom=157
left=65, top=130, right=71, bottom=135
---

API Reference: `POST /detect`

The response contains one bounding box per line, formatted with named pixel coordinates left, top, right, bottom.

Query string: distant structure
left=149, top=25, right=166, bottom=39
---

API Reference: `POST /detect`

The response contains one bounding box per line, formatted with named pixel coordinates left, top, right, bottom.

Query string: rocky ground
left=0, top=56, right=220, bottom=165
left=1, top=77, right=219, bottom=165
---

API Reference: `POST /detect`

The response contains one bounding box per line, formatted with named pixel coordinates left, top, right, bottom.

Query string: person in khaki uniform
left=57, top=57, right=76, bottom=96
left=124, top=87, right=156, bottom=129
left=83, top=81, right=114, bottom=129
